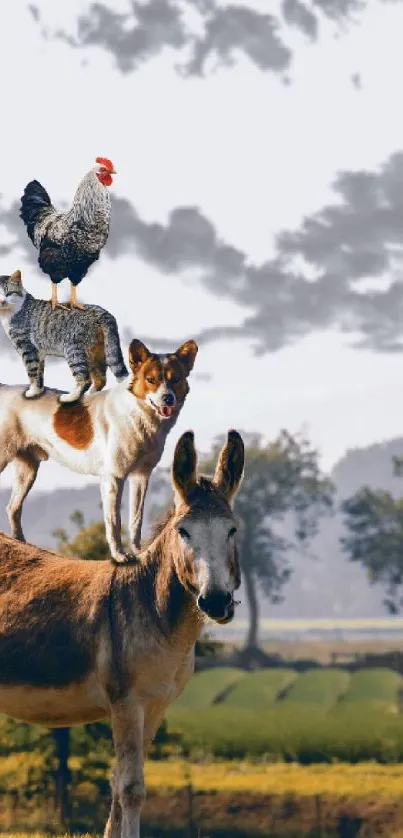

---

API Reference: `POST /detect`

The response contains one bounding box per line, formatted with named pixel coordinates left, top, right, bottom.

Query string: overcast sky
left=2, top=0, right=403, bottom=490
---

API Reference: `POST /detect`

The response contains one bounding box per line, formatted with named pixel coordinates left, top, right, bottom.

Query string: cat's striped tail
left=93, top=308, right=129, bottom=381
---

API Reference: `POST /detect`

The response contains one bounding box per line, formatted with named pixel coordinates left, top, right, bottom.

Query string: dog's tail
left=95, top=309, right=129, bottom=381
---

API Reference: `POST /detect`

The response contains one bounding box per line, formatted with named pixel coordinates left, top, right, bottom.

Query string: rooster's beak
left=110, top=169, right=117, bottom=175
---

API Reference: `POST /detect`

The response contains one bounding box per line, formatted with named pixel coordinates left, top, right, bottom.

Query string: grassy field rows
left=174, top=666, right=403, bottom=711
left=222, top=669, right=297, bottom=707
left=280, top=669, right=350, bottom=707
left=174, top=667, right=246, bottom=708
left=164, top=666, right=403, bottom=761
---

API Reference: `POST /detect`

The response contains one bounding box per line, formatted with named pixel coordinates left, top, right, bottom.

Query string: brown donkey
left=0, top=428, right=244, bottom=838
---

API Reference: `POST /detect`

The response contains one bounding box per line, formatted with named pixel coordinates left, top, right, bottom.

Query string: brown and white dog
left=0, top=338, right=198, bottom=562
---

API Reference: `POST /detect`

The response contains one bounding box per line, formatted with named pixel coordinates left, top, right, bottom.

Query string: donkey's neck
left=143, top=534, right=203, bottom=645
left=113, top=528, right=203, bottom=652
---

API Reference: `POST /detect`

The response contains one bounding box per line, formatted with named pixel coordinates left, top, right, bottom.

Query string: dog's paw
left=111, top=551, right=140, bottom=565
left=24, top=384, right=44, bottom=399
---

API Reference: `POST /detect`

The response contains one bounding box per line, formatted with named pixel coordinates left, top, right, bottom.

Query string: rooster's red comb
left=95, top=157, right=114, bottom=171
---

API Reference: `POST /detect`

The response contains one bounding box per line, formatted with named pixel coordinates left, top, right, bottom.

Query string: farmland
left=7, top=762, right=403, bottom=837
left=2, top=663, right=403, bottom=835
left=166, top=665, right=403, bottom=761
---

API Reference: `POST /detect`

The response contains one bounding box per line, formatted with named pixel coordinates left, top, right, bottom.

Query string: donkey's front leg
left=108, top=698, right=145, bottom=838
left=104, top=764, right=121, bottom=838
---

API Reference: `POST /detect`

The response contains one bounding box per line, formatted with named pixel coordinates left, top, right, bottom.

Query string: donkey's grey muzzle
left=197, top=590, right=234, bottom=623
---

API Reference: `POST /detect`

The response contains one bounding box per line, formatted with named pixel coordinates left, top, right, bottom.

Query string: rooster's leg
left=69, top=284, right=86, bottom=310
left=50, top=283, right=69, bottom=311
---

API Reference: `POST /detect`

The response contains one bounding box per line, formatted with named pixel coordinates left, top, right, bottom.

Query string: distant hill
left=275, top=437, right=403, bottom=620
left=1, top=436, right=402, bottom=620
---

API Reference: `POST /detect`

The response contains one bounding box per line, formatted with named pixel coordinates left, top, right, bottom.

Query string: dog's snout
left=197, top=590, right=233, bottom=622
left=162, top=391, right=175, bottom=406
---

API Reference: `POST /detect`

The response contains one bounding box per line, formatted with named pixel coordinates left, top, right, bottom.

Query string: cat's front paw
left=58, top=389, right=84, bottom=404
left=24, top=383, right=44, bottom=399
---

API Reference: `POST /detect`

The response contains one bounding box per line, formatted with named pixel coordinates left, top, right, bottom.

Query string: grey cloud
left=35, top=1, right=293, bottom=77
left=182, top=6, right=291, bottom=77
left=4, top=153, right=403, bottom=356
left=32, top=0, right=390, bottom=79
left=312, top=0, right=366, bottom=21
left=281, top=0, right=318, bottom=40
left=106, top=151, right=403, bottom=355
left=351, top=72, right=362, bottom=89
left=28, top=4, right=40, bottom=22
left=0, top=197, right=37, bottom=265
left=66, top=1, right=186, bottom=74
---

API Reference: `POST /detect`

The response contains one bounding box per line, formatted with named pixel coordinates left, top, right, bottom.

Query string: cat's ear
left=9, top=270, right=21, bottom=284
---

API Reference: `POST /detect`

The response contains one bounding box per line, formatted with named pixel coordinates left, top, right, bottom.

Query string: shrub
left=173, top=668, right=246, bottom=708
left=223, top=669, right=297, bottom=708
left=342, top=669, right=403, bottom=707
left=281, top=669, right=350, bottom=709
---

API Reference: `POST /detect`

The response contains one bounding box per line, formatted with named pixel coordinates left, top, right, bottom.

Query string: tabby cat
left=0, top=270, right=128, bottom=402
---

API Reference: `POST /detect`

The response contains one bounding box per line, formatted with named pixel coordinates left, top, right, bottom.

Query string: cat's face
left=0, top=272, right=26, bottom=315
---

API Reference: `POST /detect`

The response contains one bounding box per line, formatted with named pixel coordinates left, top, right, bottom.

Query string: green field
left=166, top=665, right=403, bottom=762
left=281, top=668, right=350, bottom=707
left=223, top=669, right=297, bottom=707
left=174, top=667, right=246, bottom=708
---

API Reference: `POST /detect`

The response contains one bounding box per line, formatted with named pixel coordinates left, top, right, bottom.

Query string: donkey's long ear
left=172, top=430, right=198, bottom=504
left=212, top=430, right=244, bottom=505
left=175, top=340, right=198, bottom=375
left=128, top=339, right=151, bottom=373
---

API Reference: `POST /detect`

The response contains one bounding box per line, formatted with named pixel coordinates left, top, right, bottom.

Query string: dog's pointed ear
left=172, top=431, right=198, bottom=504
left=175, top=340, right=198, bottom=375
left=212, top=430, right=244, bottom=505
left=128, top=340, right=151, bottom=373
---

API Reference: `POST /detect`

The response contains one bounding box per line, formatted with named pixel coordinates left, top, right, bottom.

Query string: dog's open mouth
left=149, top=400, right=175, bottom=419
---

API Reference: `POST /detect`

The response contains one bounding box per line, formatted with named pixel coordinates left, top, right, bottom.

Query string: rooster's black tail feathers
left=20, top=180, right=52, bottom=244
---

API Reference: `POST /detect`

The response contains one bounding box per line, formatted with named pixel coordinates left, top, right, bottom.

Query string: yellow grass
left=145, top=759, right=403, bottom=799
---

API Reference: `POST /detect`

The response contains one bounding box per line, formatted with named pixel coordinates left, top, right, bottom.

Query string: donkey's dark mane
left=143, top=505, right=175, bottom=548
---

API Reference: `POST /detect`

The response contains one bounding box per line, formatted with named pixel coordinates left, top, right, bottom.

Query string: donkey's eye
left=178, top=527, right=190, bottom=540
left=228, top=527, right=237, bottom=539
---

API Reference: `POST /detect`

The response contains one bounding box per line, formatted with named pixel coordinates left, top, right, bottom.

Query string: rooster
left=19, top=157, right=116, bottom=309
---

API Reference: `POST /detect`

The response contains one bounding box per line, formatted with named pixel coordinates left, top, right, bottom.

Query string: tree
left=53, top=510, right=128, bottom=559
left=200, top=430, right=334, bottom=655
left=341, top=475, right=403, bottom=614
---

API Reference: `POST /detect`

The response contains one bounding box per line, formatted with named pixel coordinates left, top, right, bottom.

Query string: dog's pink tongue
left=162, top=406, right=174, bottom=418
